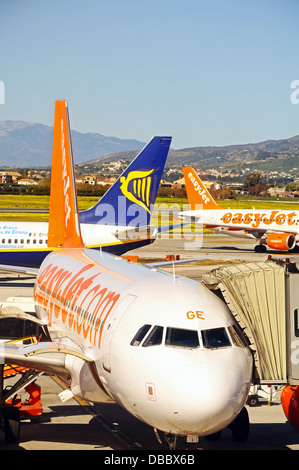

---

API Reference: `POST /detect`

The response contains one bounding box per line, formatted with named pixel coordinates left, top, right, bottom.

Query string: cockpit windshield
left=142, top=326, right=163, bottom=347
left=166, top=327, right=199, bottom=348
left=130, top=324, right=152, bottom=346
left=130, top=325, right=235, bottom=350
left=201, top=327, right=231, bottom=349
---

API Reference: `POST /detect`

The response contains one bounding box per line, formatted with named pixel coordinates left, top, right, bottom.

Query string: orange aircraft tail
left=47, top=100, right=84, bottom=249
left=182, top=167, right=221, bottom=210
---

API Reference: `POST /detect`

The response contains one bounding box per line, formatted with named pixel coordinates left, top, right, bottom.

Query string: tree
left=243, top=172, right=263, bottom=189
left=243, top=172, right=268, bottom=196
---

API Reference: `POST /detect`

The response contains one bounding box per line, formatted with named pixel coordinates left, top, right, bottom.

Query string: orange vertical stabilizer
left=48, top=100, right=84, bottom=249
left=182, top=167, right=220, bottom=210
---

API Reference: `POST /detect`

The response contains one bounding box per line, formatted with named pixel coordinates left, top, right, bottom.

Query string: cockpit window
left=130, top=324, right=152, bottom=346
left=166, top=327, right=199, bottom=349
left=142, top=325, right=163, bottom=347
left=202, top=327, right=231, bottom=349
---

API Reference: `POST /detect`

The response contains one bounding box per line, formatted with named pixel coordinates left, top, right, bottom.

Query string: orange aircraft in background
left=179, top=167, right=299, bottom=253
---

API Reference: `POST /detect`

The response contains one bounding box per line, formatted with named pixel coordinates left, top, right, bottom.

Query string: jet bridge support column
left=281, top=267, right=299, bottom=431
left=285, top=270, right=299, bottom=385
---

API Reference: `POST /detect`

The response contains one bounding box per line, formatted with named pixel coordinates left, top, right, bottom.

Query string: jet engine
left=266, top=233, right=296, bottom=251
left=281, top=385, right=299, bottom=432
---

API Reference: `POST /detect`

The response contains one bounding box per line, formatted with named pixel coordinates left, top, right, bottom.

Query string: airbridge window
left=166, top=327, right=199, bottom=348
left=202, top=327, right=231, bottom=349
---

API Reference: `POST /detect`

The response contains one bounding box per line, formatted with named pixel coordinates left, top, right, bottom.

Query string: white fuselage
left=0, top=221, right=154, bottom=269
left=34, top=248, right=253, bottom=436
left=0, top=221, right=148, bottom=250
left=179, top=208, right=299, bottom=239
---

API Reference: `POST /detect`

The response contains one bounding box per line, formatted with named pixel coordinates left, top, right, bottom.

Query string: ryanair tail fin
left=48, top=100, right=84, bottom=249
left=80, top=136, right=172, bottom=226
left=182, top=167, right=220, bottom=210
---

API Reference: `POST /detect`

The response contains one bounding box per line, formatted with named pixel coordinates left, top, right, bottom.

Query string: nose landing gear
left=227, top=407, right=250, bottom=442
left=207, top=406, right=250, bottom=443
left=154, top=407, right=250, bottom=450
left=254, top=244, right=267, bottom=253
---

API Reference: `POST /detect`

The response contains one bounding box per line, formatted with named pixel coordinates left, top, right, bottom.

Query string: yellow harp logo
left=119, top=169, right=154, bottom=213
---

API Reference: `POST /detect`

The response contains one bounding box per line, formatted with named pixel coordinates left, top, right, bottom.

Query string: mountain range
left=88, top=135, right=299, bottom=173
left=0, top=121, right=145, bottom=167
left=0, top=120, right=299, bottom=172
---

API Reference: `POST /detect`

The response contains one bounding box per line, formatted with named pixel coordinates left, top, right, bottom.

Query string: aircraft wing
left=147, top=258, right=206, bottom=267
left=0, top=341, right=99, bottom=382
left=0, top=264, right=39, bottom=276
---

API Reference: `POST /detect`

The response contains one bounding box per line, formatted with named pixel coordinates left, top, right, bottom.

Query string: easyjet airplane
left=179, top=167, right=299, bottom=253
left=0, top=121, right=171, bottom=268
left=0, top=100, right=253, bottom=449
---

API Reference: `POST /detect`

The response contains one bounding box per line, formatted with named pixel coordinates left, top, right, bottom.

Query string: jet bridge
left=201, top=259, right=299, bottom=386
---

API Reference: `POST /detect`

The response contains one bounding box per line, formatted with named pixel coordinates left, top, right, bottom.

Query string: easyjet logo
left=119, top=169, right=154, bottom=213
left=188, top=172, right=210, bottom=205
left=34, top=263, right=120, bottom=349
left=222, top=210, right=298, bottom=229
left=61, top=118, right=71, bottom=226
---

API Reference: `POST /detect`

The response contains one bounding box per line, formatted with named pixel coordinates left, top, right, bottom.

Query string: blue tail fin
left=79, top=136, right=171, bottom=226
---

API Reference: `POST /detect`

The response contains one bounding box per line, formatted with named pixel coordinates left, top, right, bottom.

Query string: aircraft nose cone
left=169, top=363, right=247, bottom=434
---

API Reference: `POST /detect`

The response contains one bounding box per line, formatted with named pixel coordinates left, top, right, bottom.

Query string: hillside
left=86, top=135, right=299, bottom=172
left=0, top=120, right=299, bottom=172
left=0, top=121, right=145, bottom=167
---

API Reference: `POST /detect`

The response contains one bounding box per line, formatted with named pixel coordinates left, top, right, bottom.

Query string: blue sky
left=1, top=0, right=299, bottom=149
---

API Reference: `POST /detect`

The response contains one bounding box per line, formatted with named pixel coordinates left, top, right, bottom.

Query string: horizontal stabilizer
left=114, top=225, right=156, bottom=241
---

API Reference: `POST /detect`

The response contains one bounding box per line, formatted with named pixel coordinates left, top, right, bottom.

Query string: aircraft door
left=102, top=294, right=137, bottom=372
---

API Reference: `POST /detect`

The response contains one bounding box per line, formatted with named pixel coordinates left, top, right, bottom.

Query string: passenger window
left=202, top=327, right=231, bottom=349
left=130, top=324, right=152, bottom=346
left=166, top=327, right=199, bottom=348
left=142, top=326, right=163, bottom=347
